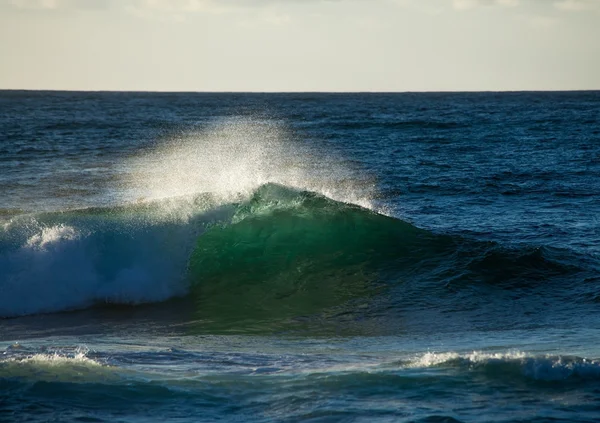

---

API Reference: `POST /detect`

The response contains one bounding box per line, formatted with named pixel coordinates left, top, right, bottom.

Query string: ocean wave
left=0, top=344, right=114, bottom=383
left=0, top=183, right=589, bottom=320
left=403, top=351, right=600, bottom=382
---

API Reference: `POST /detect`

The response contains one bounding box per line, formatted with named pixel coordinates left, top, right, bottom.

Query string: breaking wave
left=0, top=183, right=587, bottom=321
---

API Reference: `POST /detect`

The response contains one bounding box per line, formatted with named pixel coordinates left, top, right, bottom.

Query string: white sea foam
left=0, top=218, right=192, bottom=317
left=25, top=224, right=80, bottom=249
left=406, top=350, right=528, bottom=368
left=4, top=350, right=99, bottom=367
left=405, top=351, right=600, bottom=381
left=0, top=346, right=119, bottom=383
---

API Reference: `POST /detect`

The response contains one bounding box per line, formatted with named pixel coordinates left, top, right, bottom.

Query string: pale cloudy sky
left=0, top=0, right=598, bottom=91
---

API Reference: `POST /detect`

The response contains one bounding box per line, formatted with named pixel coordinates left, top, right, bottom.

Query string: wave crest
left=405, top=351, right=600, bottom=382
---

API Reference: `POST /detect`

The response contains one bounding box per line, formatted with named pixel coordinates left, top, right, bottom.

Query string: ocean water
left=1, top=90, right=599, bottom=423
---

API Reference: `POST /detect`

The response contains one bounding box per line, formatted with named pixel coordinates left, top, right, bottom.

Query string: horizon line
left=1, top=88, right=600, bottom=94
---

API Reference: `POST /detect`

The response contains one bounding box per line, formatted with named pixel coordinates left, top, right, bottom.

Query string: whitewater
left=1, top=91, right=600, bottom=422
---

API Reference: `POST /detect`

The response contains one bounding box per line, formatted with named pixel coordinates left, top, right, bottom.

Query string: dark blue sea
left=1, top=91, right=600, bottom=423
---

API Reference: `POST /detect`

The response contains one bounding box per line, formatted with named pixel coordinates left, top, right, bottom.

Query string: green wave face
left=187, top=184, right=437, bottom=329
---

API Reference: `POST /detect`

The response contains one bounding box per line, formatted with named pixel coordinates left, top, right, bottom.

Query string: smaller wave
left=462, top=246, right=577, bottom=289
left=403, top=351, right=600, bottom=382
left=0, top=344, right=113, bottom=383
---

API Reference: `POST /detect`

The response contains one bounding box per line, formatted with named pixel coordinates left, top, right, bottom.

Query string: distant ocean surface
left=1, top=91, right=600, bottom=423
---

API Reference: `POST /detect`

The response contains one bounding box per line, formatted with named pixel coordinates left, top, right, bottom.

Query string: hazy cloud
left=6, top=0, right=111, bottom=11
left=121, top=0, right=301, bottom=23
left=452, top=0, right=519, bottom=10
left=5, top=0, right=599, bottom=17
left=4, top=0, right=524, bottom=12
left=125, top=0, right=238, bottom=16
left=554, top=0, right=600, bottom=11
left=8, top=0, right=61, bottom=9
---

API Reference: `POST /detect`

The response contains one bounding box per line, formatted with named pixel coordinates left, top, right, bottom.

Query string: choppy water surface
left=1, top=91, right=600, bottom=422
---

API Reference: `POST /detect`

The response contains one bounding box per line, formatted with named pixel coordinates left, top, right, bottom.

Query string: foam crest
left=407, top=351, right=529, bottom=368
left=406, top=351, right=600, bottom=381
left=4, top=350, right=99, bottom=367
left=0, top=346, right=117, bottom=383
left=25, top=224, right=80, bottom=249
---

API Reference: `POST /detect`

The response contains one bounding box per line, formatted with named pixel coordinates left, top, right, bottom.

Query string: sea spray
left=121, top=118, right=379, bottom=211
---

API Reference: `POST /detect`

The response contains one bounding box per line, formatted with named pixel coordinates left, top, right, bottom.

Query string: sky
left=0, top=0, right=598, bottom=91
